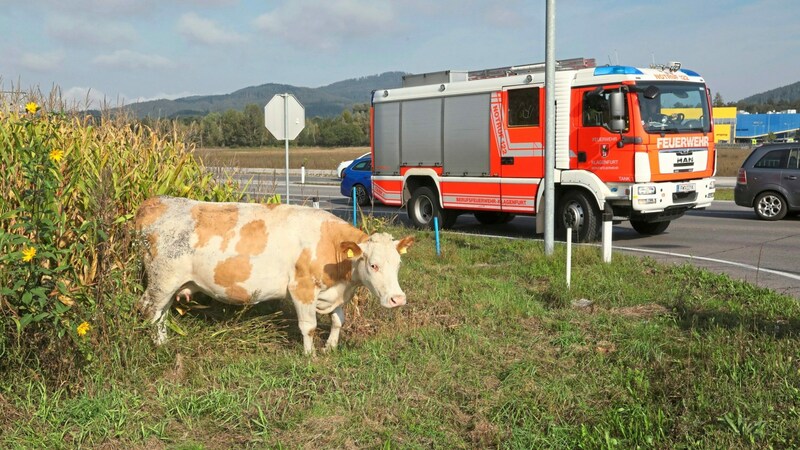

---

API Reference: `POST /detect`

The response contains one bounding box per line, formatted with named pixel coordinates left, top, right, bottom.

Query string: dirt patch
left=162, top=353, right=186, bottom=384
left=469, top=417, right=502, bottom=447
left=611, top=303, right=671, bottom=319
left=95, top=437, right=166, bottom=450
left=569, top=301, right=671, bottom=320
left=0, top=393, right=28, bottom=430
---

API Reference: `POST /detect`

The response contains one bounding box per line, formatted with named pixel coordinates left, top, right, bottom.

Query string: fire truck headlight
left=638, top=198, right=658, bottom=205
left=637, top=186, right=656, bottom=196
left=708, top=180, right=716, bottom=190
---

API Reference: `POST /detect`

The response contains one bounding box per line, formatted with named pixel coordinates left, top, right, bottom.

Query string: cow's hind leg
left=138, top=284, right=177, bottom=345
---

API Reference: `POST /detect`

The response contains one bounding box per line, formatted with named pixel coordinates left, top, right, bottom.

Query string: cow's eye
left=370, top=264, right=379, bottom=272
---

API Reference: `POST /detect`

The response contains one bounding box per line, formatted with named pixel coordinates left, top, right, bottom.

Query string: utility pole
left=544, top=0, right=556, bottom=255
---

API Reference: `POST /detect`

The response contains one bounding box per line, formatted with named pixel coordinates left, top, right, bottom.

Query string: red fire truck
left=370, top=58, right=716, bottom=241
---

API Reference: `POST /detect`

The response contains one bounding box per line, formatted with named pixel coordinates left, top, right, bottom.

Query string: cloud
left=127, top=91, right=196, bottom=103
left=20, top=51, right=65, bottom=71
left=61, top=86, right=121, bottom=109
left=177, top=12, right=247, bottom=45
left=177, top=0, right=238, bottom=6
left=92, top=50, right=174, bottom=70
left=253, top=0, right=395, bottom=50
left=59, top=86, right=196, bottom=110
left=23, top=0, right=160, bottom=17
left=47, top=16, right=138, bottom=47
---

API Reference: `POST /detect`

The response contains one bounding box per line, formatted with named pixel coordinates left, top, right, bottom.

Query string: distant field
left=193, top=146, right=368, bottom=171
left=716, top=145, right=751, bottom=177
left=194, top=145, right=750, bottom=177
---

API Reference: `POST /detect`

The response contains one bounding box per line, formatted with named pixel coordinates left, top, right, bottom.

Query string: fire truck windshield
left=637, top=82, right=711, bottom=134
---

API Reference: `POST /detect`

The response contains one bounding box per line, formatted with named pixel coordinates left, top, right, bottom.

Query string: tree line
left=138, top=103, right=371, bottom=148
left=713, top=92, right=800, bottom=114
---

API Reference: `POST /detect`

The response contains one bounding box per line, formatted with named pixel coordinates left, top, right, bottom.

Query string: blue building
left=734, top=112, right=800, bottom=143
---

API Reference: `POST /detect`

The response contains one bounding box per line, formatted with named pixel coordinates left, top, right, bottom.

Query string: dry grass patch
left=193, top=146, right=368, bottom=170
left=717, top=145, right=752, bottom=176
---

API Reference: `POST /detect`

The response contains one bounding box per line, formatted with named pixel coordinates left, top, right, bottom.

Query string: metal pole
left=544, top=0, right=556, bottom=256
left=283, top=93, right=290, bottom=205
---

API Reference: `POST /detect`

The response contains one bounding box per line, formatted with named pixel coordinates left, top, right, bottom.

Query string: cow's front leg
left=324, top=307, right=345, bottom=352
left=291, top=298, right=318, bottom=355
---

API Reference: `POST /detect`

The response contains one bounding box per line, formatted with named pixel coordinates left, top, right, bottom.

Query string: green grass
left=3, top=228, right=799, bottom=449
left=715, top=188, right=734, bottom=201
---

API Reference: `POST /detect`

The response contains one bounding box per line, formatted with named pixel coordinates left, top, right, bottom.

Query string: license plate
left=676, top=183, right=695, bottom=193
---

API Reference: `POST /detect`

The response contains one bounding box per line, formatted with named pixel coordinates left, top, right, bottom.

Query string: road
left=220, top=168, right=800, bottom=299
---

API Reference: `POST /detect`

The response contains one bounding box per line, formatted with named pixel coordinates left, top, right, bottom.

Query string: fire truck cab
left=370, top=58, right=716, bottom=241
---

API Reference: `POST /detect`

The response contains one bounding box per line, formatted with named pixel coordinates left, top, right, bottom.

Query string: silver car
left=734, top=143, right=800, bottom=220
left=337, top=152, right=370, bottom=178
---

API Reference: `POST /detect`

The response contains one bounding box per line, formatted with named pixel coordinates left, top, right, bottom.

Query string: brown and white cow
left=134, top=196, right=414, bottom=354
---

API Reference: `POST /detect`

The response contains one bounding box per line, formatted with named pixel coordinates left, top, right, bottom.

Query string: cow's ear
left=395, top=236, right=415, bottom=255
left=340, top=241, right=363, bottom=260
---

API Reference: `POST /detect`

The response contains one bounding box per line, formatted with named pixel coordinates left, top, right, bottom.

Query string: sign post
left=265, top=93, right=305, bottom=204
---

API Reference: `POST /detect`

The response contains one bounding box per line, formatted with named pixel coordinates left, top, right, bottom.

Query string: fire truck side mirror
left=608, top=91, right=626, bottom=133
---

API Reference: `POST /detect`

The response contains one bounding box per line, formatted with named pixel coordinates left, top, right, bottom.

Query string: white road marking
left=448, top=231, right=800, bottom=283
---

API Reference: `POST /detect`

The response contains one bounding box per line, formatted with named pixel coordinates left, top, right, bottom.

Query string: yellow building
left=712, top=107, right=737, bottom=143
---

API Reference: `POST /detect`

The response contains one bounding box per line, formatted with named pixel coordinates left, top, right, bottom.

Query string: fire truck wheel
left=557, top=190, right=601, bottom=242
left=630, top=219, right=670, bottom=235
left=409, top=186, right=456, bottom=229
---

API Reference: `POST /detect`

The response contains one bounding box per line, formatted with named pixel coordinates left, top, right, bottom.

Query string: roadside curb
left=716, top=177, right=735, bottom=188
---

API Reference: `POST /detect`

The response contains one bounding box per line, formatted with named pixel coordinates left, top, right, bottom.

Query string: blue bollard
left=352, top=186, right=357, bottom=226
left=434, top=216, right=441, bottom=256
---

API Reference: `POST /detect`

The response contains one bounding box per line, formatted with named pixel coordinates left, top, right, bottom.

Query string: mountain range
left=122, top=71, right=800, bottom=119
left=738, top=81, right=800, bottom=107
left=123, top=72, right=405, bottom=119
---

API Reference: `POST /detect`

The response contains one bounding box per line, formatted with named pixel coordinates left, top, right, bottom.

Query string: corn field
left=0, top=92, right=243, bottom=384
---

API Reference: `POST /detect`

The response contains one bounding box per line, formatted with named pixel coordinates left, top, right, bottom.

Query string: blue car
left=340, top=155, right=373, bottom=206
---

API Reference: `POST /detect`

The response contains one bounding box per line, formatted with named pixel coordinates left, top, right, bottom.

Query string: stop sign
left=264, top=94, right=305, bottom=140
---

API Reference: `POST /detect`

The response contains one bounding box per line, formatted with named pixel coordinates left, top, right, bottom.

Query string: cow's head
left=340, top=233, right=414, bottom=308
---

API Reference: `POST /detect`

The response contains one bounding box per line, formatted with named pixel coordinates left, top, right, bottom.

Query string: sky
left=2, top=0, right=798, bottom=109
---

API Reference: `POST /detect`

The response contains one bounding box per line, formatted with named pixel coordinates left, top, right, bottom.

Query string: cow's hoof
left=323, top=344, right=338, bottom=354
left=153, top=331, right=167, bottom=346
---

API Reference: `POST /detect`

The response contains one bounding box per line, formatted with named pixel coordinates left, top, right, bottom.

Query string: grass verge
left=2, top=228, right=798, bottom=449
left=715, top=188, right=734, bottom=201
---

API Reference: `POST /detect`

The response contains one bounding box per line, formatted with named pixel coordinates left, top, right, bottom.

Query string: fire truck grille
left=673, top=192, right=698, bottom=203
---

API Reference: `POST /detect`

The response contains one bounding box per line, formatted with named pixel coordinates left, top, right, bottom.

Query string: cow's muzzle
left=388, top=294, right=406, bottom=307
